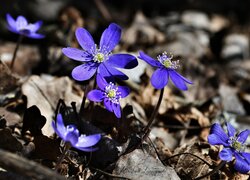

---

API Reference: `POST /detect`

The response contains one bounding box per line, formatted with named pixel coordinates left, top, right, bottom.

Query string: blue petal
left=96, top=73, right=108, bottom=90
left=26, top=33, right=45, bottom=39
left=64, top=125, right=79, bottom=145
left=209, top=123, right=229, bottom=143
left=104, top=98, right=113, bottom=112
left=107, top=54, right=138, bottom=69
left=234, top=153, right=250, bottom=174
left=53, top=114, right=67, bottom=139
left=76, top=147, right=98, bottom=152
left=75, top=134, right=101, bottom=148
left=87, top=90, right=104, bottom=102
left=241, top=152, right=250, bottom=165
left=169, top=70, right=192, bottom=90
left=72, top=63, right=97, bottom=81
left=62, top=47, right=92, bottom=62
left=6, top=14, right=17, bottom=30
left=99, top=23, right=121, bottom=52
left=118, top=86, right=130, bottom=98
left=101, top=63, right=128, bottom=80
left=75, top=27, right=95, bottom=54
left=16, top=16, right=28, bottom=31
left=112, top=103, right=121, bottom=118
left=138, top=51, right=162, bottom=68
left=237, top=129, right=250, bottom=144
left=151, top=68, right=169, bottom=89
left=208, top=134, right=229, bottom=146
left=26, top=21, right=43, bottom=32
left=219, top=148, right=233, bottom=161
left=226, top=122, right=236, bottom=137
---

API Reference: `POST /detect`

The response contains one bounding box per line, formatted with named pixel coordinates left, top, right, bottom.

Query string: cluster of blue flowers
left=9, top=14, right=250, bottom=176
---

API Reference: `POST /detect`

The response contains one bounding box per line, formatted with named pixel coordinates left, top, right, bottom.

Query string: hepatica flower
left=208, top=122, right=250, bottom=173
left=138, top=51, right=192, bottom=90
left=87, top=74, right=129, bottom=118
left=52, top=114, right=101, bottom=152
left=62, top=23, right=138, bottom=81
left=6, top=14, right=44, bottom=39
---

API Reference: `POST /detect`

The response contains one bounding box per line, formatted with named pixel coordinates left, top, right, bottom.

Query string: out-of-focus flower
left=52, top=114, right=101, bottom=152
left=208, top=122, right=250, bottom=174
left=138, top=51, right=192, bottom=90
left=87, top=74, right=130, bottom=118
left=62, top=23, right=138, bottom=81
left=6, top=14, right=45, bottom=39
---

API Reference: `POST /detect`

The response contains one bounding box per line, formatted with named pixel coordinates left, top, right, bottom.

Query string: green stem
left=10, top=35, right=23, bottom=71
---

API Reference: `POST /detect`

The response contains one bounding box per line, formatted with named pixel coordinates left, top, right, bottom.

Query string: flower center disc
left=163, top=60, right=171, bottom=68
left=95, top=53, right=105, bottom=63
left=232, top=141, right=242, bottom=151
left=107, top=89, right=116, bottom=98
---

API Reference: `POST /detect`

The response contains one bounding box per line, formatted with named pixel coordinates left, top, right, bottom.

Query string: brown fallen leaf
left=0, top=108, right=22, bottom=127
left=0, top=128, right=22, bottom=152
left=21, top=75, right=82, bottom=136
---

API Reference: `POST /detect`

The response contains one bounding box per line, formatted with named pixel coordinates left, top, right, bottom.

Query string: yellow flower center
left=95, top=53, right=105, bottom=62
left=163, top=60, right=171, bottom=68
left=107, top=89, right=116, bottom=98
left=232, top=141, right=242, bottom=150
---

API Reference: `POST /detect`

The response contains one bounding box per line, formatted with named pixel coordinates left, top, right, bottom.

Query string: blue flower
left=87, top=74, right=130, bottom=118
left=6, top=14, right=45, bottom=39
left=208, top=122, right=250, bottom=174
left=138, top=51, right=193, bottom=90
left=62, top=23, right=138, bottom=81
left=52, top=114, right=101, bottom=152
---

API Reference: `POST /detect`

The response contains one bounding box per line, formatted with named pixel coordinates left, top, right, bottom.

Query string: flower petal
left=62, top=47, right=92, bottom=62
left=209, top=123, right=229, bottom=143
left=26, top=21, right=43, bottom=32
left=64, top=125, right=79, bottom=145
left=138, top=51, right=162, bottom=68
left=102, top=63, right=128, bottom=80
left=207, top=134, right=229, bottom=146
left=87, top=90, right=104, bottom=102
left=169, top=70, right=190, bottom=90
left=25, top=33, right=45, bottom=39
left=234, top=153, right=250, bottom=174
left=107, top=54, right=138, bottom=69
left=75, top=134, right=101, bottom=148
left=118, top=86, right=130, bottom=98
left=241, top=152, right=250, bottom=165
left=237, top=129, right=250, bottom=144
left=72, top=63, right=97, bottom=81
left=16, top=16, right=28, bottom=30
left=6, top=14, right=16, bottom=30
left=104, top=99, right=113, bottom=112
left=219, top=148, right=233, bottom=161
left=75, top=27, right=95, bottom=53
left=151, top=68, right=169, bottom=89
left=53, top=114, right=67, bottom=139
left=226, top=122, right=236, bottom=137
left=112, top=103, right=121, bottom=118
left=100, top=23, right=121, bottom=52
left=76, top=147, right=98, bottom=152
left=96, top=73, right=108, bottom=90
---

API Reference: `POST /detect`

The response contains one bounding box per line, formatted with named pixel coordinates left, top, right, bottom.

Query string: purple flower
left=87, top=74, right=130, bottom=118
left=62, top=23, right=138, bottom=81
left=208, top=122, right=250, bottom=174
left=6, top=14, right=45, bottom=39
left=138, top=51, right=193, bottom=90
left=52, top=114, right=101, bottom=152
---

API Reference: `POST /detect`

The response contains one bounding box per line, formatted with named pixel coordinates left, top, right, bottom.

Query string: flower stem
left=142, top=88, right=164, bottom=139
left=10, top=35, right=23, bottom=71
left=54, top=142, right=71, bottom=172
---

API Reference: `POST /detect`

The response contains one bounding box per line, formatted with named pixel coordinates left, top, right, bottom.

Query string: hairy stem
left=54, top=142, right=71, bottom=172
left=10, top=35, right=23, bottom=71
